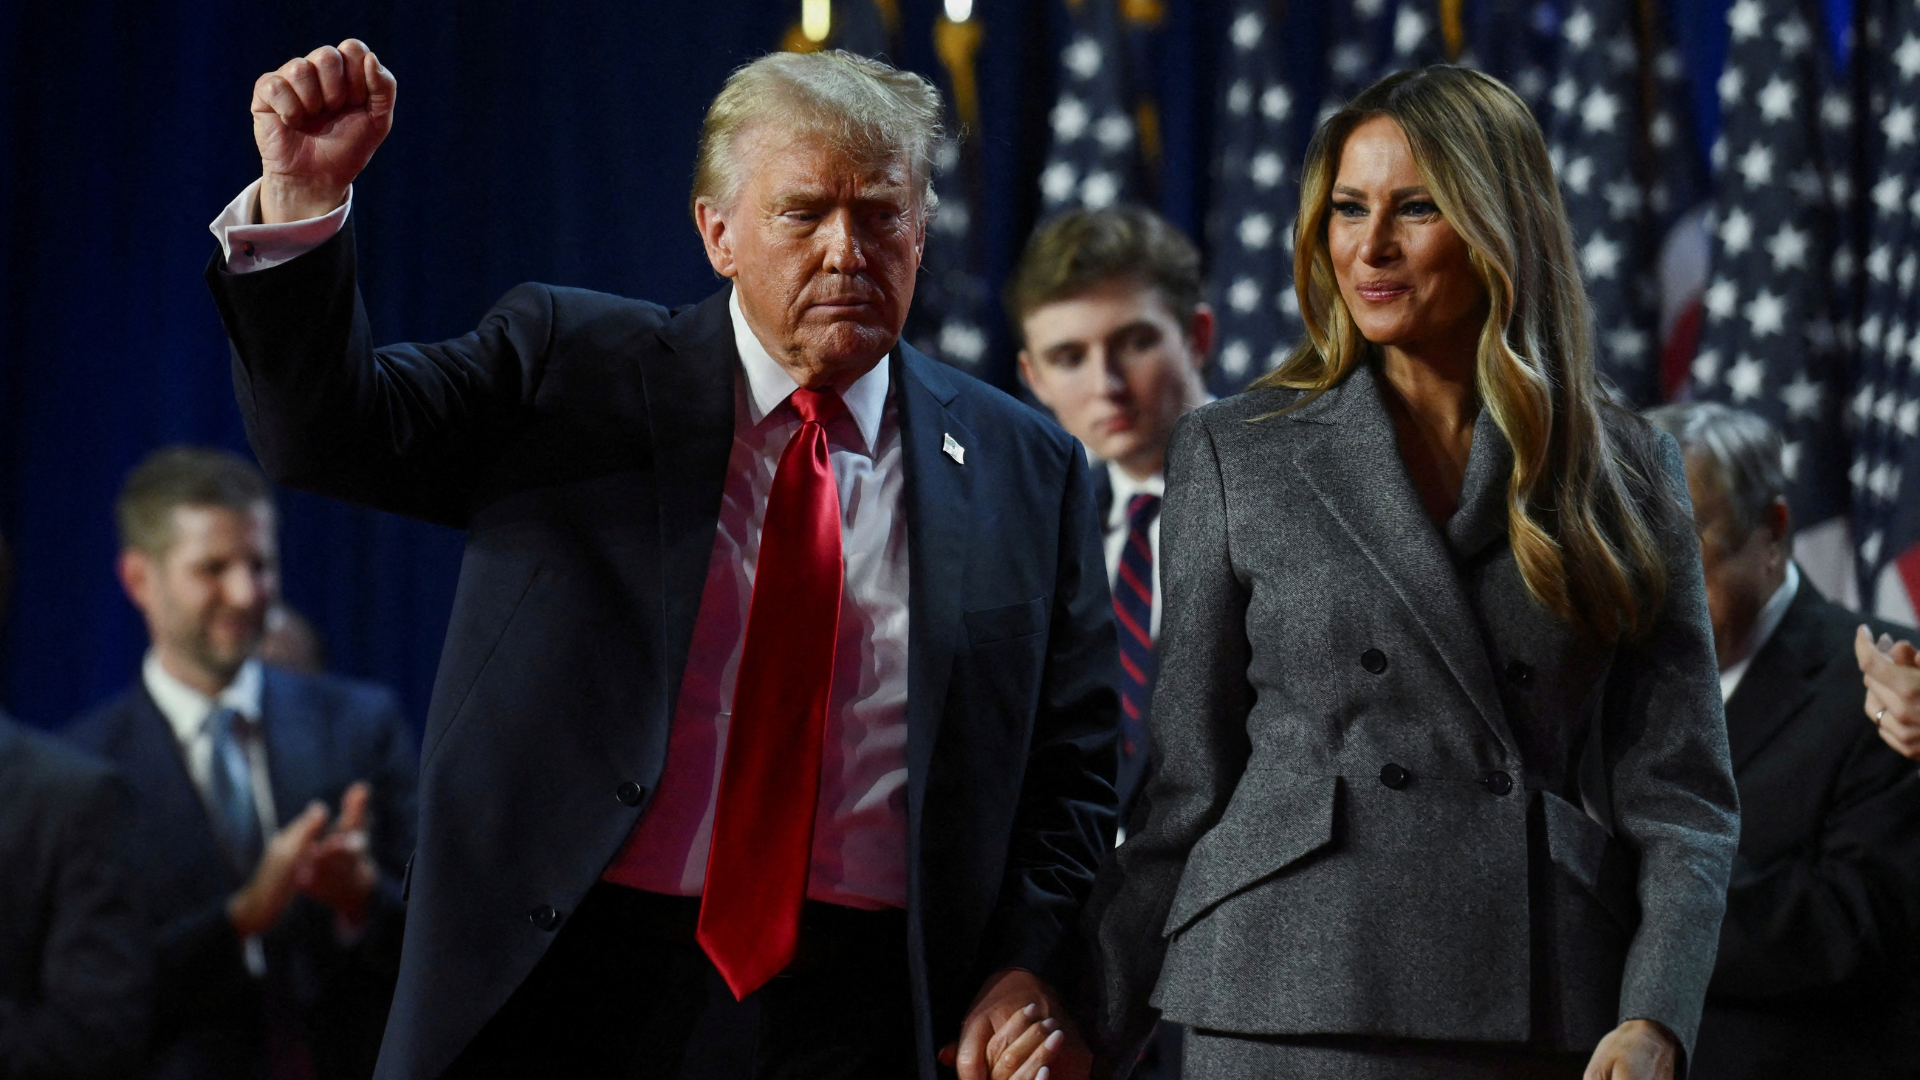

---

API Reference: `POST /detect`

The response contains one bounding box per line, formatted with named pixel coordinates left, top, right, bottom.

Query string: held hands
left=1855, top=626, right=1920, bottom=761
left=226, top=781, right=380, bottom=937
left=1584, top=1019, right=1679, bottom=1080
left=939, top=969, right=1092, bottom=1080
left=252, top=39, right=396, bottom=223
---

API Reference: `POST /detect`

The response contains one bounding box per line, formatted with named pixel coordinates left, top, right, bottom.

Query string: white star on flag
left=1757, top=77, right=1797, bottom=122
left=1728, top=354, right=1767, bottom=399
left=1744, top=289, right=1788, bottom=335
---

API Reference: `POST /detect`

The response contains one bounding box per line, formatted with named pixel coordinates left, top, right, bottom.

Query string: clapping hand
left=295, top=780, right=379, bottom=924
left=1856, top=625, right=1920, bottom=760
left=939, top=968, right=1091, bottom=1080
left=252, top=38, right=396, bottom=223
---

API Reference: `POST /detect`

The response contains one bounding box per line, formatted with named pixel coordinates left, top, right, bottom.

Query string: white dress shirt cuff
left=209, top=179, right=352, bottom=274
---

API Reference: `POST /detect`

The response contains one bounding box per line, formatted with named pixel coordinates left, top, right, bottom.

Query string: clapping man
left=204, top=41, right=1116, bottom=1080
left=66, top=448, right=417, bottom=1079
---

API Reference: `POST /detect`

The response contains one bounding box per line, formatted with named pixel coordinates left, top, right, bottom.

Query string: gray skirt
left=1183, top=1030, right=1589, bottom=1080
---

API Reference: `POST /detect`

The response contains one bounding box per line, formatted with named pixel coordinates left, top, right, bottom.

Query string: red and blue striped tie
left=1114, top=493, right=1160, bottom=768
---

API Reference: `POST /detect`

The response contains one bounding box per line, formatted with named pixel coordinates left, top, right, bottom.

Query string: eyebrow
left=1331, top=184, right=1432, bottom=199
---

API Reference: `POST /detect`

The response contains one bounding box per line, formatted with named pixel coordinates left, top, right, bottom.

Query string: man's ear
left=1186, top=303, right=1217, bottom=368
left=117, top=548, right=153, bottom=613
left=1016, top=348, right=1048, bottom=403
left=1765, top=494, right=1793, bottom=549
left=694, top=199, right=738, bottom=279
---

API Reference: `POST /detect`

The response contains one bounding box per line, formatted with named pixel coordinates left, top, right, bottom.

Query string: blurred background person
left=1646, top=402, right=1920, bottom=1079
left=1010, top=205, right=1212, bottom=831
left=63, top=448, right=417, bottom=1080
left=257, top=603, right=326, bottom=676
left=0, top=528, right=151, bottom=1079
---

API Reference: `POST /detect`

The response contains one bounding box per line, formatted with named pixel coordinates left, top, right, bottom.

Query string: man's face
left=697, top=126, right=925, bottom=386
left=120, top=503, right=278, bottom=690
left=1019, top=278, right=1211, bottom=479
left=1684, top=456, right=1787, bottom=670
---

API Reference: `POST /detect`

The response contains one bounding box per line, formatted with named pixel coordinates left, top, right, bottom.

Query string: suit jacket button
left=1505, top=660, right=1533, bottom=687
left=1379, top=763, right=1411, bottom=789
left=616, top=781, right=648, bottom=807
left=1483, top=770, right=1514, bottom=797
left=529, top=905, right=561, bottom=931
left=1361, top=649, right=1388, bottom=674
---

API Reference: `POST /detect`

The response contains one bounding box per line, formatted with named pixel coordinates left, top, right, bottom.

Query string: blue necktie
left=1114, top=494, right=1160, bottom=793
left=207, top=706, right=263, bottom=875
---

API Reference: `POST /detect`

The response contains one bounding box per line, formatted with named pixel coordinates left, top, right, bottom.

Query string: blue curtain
left=0, top=0, right=1742, bottom=734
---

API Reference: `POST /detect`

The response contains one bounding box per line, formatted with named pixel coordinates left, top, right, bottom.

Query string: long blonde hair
left=1258, top=66, right=1667, bottom=642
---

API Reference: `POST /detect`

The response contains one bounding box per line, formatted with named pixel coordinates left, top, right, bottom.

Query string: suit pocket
left=1164, top=769, right=1338, bottom=936
left=1541, top=789, right=1637, bottom=930
left=964, top=597, right=1047, bottom=646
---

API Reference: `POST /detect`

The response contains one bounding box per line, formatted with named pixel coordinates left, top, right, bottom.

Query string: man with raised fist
left=206, top=39, right=1114, bottom=1080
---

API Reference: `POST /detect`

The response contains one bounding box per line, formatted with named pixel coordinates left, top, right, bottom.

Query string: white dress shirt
left=1720, top=561, right=1800, bottom=703
left=144, top=653, right=278, bottom=835
left=1102, top=463, right=1165, bottom=641
left=206, top=184, right=913, bottom=911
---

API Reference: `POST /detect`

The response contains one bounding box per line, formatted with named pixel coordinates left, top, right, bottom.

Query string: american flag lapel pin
left=942, top=432, right=965, bottom=465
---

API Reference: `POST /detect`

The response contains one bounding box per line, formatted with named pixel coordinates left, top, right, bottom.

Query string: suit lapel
left=896, top=346, right=974, bottom=838
left=645, top=288, right=740, bottom=711
left=124, top=688, right=239, bottom=889
left=261, top=667, right=326, bottom=820
left=1292, top=365, right=1518, bottom=758
left=1724, top=577, right=1824, bottom=772
left=1444, top=409, right=1513, bottom=562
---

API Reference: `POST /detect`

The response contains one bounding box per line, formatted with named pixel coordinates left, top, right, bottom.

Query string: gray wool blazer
left=1087, top=363, right=1740, bottom=1074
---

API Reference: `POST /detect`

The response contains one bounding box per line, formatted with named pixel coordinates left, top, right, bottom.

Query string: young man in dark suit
left=1647, top=403, right=1920, bottom=1079
left=65, top=448, right=417, bottom=1080
left=0, top=530, right=150, bottom=1079
left=204, top=40, right=1116, bottom=1080
left=1009, top=207, right=1213, bottom=827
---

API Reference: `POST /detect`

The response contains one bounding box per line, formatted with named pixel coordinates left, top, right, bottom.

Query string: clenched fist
left=252, top=39, right=396, bottom=224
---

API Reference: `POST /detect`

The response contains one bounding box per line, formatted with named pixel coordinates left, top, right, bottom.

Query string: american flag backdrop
left=1206, top=0, right=1310, bottom=393
left=1546, top=0, right=1706, bottom=406
left=906, top=14, right=994, bottom=376
left=1689, top=0, right=1859, bottom=595
left=1851, top=0, right=1920, bottom=622
left=1040, top=0, right=1148, bottom=213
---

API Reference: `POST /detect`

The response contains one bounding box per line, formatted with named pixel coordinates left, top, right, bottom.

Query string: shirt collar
left=143, top=652, right=265, bottom=746
left=1104, top=462, right=1166, bottom=527
left=729, top=286, right=889, bottom=454
left=1742, top=560, right=1799, bottom=666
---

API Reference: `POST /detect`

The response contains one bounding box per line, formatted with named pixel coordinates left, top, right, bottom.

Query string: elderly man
left=1645, top=403, right=1920, bottom=1079
left=204, top=40, right=1116, bottom=1080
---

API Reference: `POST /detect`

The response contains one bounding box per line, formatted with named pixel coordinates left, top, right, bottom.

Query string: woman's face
left=1327, top=115, right=1488, bottom=363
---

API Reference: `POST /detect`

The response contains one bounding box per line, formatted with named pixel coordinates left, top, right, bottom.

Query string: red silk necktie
left=697, top=386, right=846, bottom=1000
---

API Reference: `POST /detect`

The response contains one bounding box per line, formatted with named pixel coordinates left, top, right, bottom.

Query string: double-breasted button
left=1483, top=770, right=1514, bottom=797
left=616, top=781, right=649, bottom=807
left=1361, top=649, right=1388, bottom=674
left=1379, top=762, right=1411, bottom=789
left=1505, top=660, right=1534, bottom=687
left=529, top=905, right=561, bottom=931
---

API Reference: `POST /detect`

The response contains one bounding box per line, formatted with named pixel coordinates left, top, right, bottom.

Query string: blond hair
left=1259, top=66, right=1667, bottom=642
left=691, top=50, right=943, bottom=218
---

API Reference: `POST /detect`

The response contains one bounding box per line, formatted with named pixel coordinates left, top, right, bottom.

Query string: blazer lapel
left=895, top=346, right=975, bottom=837
left=645, top=287, right=741, bottom=708
left=1723, top=576, right=1824, bottom=772
left=125, top=688, right=240, bottom=890
left=1444, top=409, right=1513, bottom=562
left=260, top=667, right=326, bottom=820
left=1292, top=365, right=1519, bottom=759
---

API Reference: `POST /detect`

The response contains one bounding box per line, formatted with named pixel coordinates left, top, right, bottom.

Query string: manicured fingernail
left=1045, top=1030, right=1063, bottom=1050
left=1038, top=1069, right=1051, bottom=1080
left=1041, top=1017, right=1058, bottom=1031
left=1023, top=1002, right=1038, bottom=1017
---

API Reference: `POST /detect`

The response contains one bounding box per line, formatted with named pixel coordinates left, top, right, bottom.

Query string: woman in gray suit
left=1088, top=67, right=1739, bottom=1080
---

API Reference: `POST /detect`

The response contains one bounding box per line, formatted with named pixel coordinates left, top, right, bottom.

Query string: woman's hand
left=1584, top=1018, right=1679, bottom=1080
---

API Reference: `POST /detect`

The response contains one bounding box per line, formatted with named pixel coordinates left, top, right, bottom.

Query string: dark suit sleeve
left=1601, top=432, right=1743, bottom=1061
left=1711, top=723, right=1920, bottom=998
left=205, top=223, right=554, bottom=528
left=975, top=434, right=1124, bottom=988
left=0, top=771, right=149, bottom=1080
left=1084, top=415, right=1254, bottom=1075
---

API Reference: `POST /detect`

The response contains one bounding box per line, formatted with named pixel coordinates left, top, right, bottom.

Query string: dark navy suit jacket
left=65, top=666, right=416, bottom=1080
left=0, top=712, right=148, bottom=1079
left=204, top=226, right=1121, bottom=1080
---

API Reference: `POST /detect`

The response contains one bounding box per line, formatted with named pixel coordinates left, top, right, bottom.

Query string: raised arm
left=208, top=41, right=554, bottom=527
